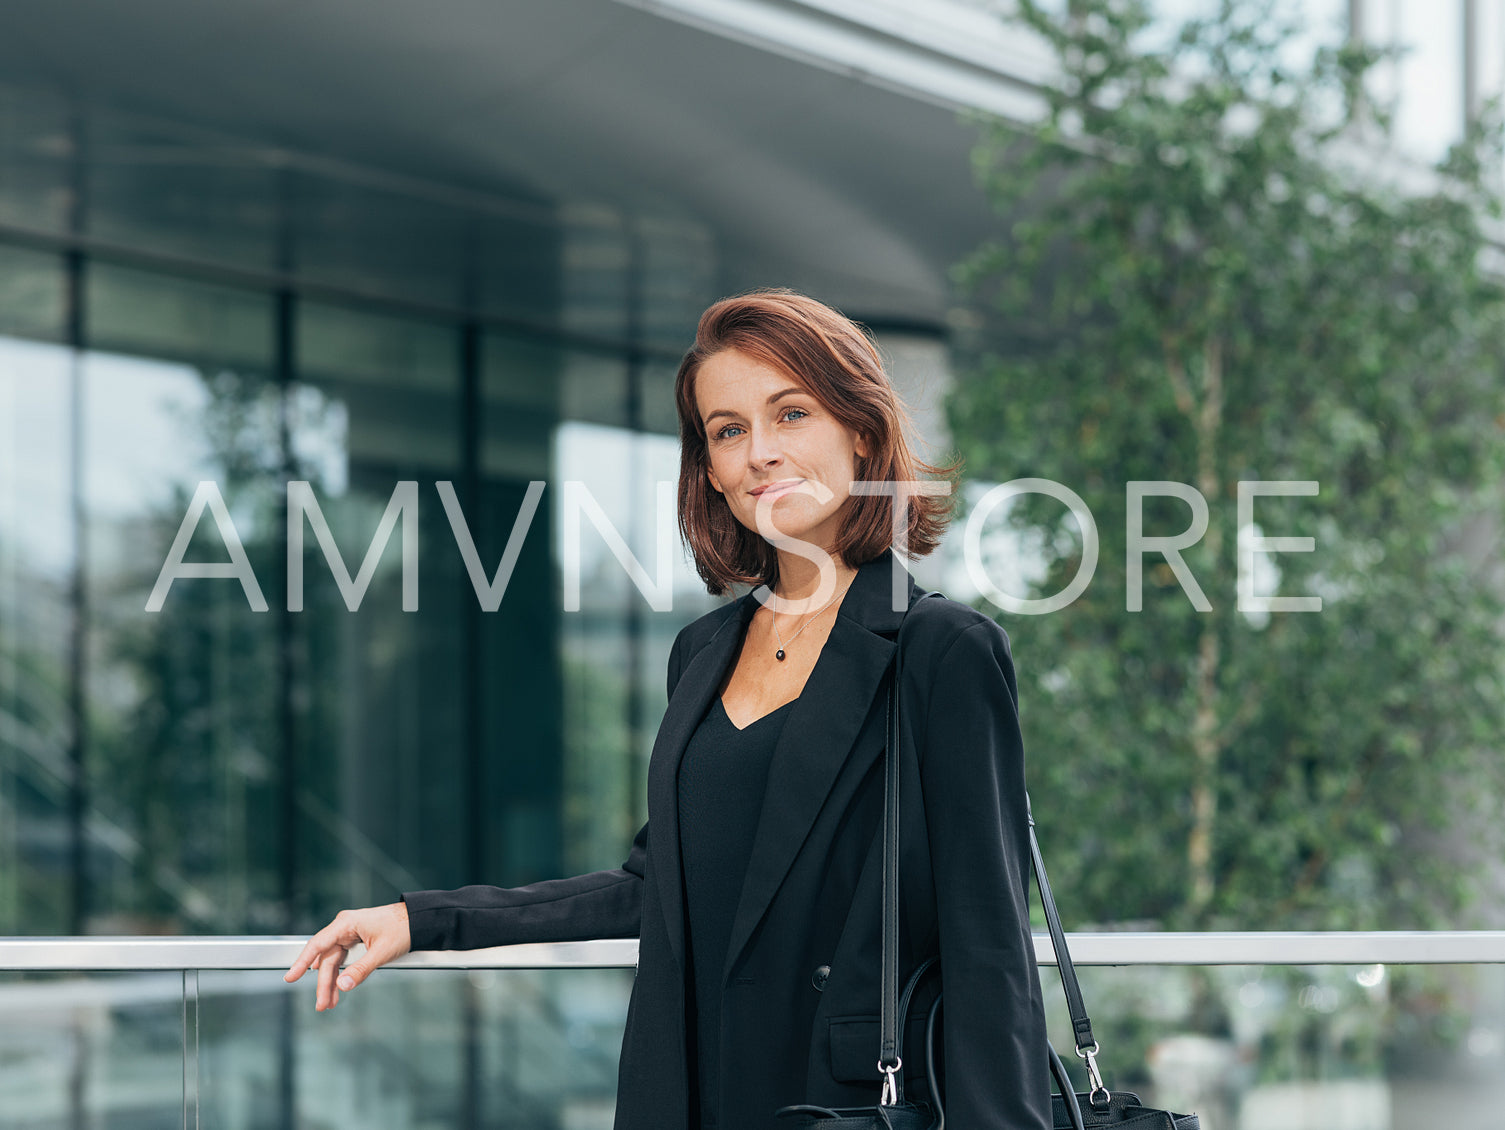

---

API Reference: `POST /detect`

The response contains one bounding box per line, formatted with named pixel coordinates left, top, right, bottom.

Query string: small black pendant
left=775, top=649, right=786, bottom=661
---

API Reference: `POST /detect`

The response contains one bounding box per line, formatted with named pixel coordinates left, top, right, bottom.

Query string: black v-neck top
left=678, top=693, right=798, bottom=1129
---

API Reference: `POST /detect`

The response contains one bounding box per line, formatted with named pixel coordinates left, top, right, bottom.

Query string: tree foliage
left=951, top=0, right=1505, bottom=931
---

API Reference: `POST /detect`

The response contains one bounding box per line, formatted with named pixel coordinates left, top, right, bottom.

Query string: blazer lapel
left=647, top=550, right=922, bottom=977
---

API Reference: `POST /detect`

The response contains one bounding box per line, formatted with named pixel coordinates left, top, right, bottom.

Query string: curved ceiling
left=0, top=0, right=1037, bottom=323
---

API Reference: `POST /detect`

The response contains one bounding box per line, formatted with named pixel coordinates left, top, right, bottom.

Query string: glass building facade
left=0, top=74, right=754, bottom=1126
left=0, top=79, right=734, bottom=941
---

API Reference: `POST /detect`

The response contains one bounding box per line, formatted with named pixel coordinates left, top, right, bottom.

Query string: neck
left=771, top=550, right=858, bottom=606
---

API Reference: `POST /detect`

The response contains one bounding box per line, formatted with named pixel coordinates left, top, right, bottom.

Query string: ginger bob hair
left=675, top=289, right=960, bottom=596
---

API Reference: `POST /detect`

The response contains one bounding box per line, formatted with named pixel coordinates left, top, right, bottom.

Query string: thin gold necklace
left=770, top=575, right=853, bottom=661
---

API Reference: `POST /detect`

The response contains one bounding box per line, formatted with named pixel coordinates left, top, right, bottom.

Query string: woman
left=285, top=289, right=1052, bottom=1130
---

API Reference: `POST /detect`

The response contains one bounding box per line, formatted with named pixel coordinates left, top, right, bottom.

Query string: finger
left=316, top=946, right=346, bottom=1011
left=287, top=929, right=337, bottom=983
left=285, top=918, right=349, bottom=982
left=287, top=944, right=330, bottom=984
left=285, top=940, right=318, bottom=983
left=337, top=952, right=373, bottom=993
left=339, top=929, right=405, bottom=992
left=315, top=948, right=336, bottom=1010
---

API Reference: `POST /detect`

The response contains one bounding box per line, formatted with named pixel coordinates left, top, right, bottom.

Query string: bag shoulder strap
left=877, top=589, right=942, bottom=1104
left=1028, top=793, right=1107, bottom=1104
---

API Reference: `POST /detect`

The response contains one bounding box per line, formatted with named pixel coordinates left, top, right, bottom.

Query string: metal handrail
left=1, top=932, right=1502, bottom=971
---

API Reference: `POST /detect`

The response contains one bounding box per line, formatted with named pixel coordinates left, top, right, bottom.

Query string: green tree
left=951, top=0, right=1505, bottom=932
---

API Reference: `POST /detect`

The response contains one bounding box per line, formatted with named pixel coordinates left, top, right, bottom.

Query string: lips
left=750, top=478, right=805, bottom=499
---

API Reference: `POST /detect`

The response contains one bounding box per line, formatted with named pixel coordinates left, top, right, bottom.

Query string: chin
left=764, top=527, right=843, bottom=556
left=742, top=507, right=821, bottom=541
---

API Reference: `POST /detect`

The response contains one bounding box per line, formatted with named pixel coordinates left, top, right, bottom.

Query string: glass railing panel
left=0, top=970, right=189, bottom=1129
left=4, top=939, right=1505, bottom=1129
left=196, top=966, right=635, bottom=1130
left=1041, top=963, right=1505, bottom=1130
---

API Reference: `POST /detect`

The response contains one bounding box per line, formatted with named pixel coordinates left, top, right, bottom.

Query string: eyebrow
left=702, top=386, right=808, bottom=427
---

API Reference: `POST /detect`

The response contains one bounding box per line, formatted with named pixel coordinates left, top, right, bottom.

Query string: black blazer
left=403, top=550, right=1051, bottom=1130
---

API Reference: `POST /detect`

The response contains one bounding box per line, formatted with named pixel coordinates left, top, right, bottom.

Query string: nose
left=746, top=420, right=782, bottom=469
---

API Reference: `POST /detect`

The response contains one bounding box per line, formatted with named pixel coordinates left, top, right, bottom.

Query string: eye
left=711, top=406, right=809, bottom=441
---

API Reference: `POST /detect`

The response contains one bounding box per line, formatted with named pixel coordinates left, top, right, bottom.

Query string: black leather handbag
left=774, top=596, right=1200, bottom=1130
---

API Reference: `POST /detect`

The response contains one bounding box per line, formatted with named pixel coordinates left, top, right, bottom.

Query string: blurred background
left=0, top=0, right=1502, bottom=1127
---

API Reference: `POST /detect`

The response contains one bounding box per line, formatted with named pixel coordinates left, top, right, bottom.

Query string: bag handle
left=1027, top=794, right=1109, bottom=1107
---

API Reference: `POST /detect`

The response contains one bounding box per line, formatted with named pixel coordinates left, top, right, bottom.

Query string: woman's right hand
left=283, top=900, right=412, bottom=1011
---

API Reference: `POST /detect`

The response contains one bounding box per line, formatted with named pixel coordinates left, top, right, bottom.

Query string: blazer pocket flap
left=827, top=1014, right=934, bottom=1084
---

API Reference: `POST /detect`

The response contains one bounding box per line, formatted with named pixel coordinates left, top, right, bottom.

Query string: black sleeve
left=403, top=821, right=648, bottom=950
left=918, top=619, right=1052, bottom=1130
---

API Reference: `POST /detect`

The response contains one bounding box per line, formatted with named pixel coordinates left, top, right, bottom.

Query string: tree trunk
left=1168, top=333, right=1225, bottom=925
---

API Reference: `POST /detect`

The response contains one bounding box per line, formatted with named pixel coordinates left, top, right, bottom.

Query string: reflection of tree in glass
left=89, top=366, right=305, bottom=932
left=0, top=343, right=77, bottom=933
left=0, top=570, right=73, bottom=933
left=561, top=654, right=633, bottom=877
left=953, top=0, right=1505, bottom=1095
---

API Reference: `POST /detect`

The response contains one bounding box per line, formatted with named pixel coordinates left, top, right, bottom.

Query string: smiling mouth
left=751, top=479, right=805, bottom=498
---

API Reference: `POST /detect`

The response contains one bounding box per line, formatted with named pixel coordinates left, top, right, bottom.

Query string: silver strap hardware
left=1076, top=1042, right=1109, bottom=1106
left=877, top=1057, right=902, bottom=1106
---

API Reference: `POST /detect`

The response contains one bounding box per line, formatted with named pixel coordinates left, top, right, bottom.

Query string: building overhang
left=0, top=0, right=1052, bottom=324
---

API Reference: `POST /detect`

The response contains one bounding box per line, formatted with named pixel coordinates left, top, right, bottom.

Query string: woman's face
left=695, top=347, right=869, bottom=559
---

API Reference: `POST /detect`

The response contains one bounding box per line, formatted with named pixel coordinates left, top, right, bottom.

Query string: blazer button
left=812, top=964, right=831, bottom=991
